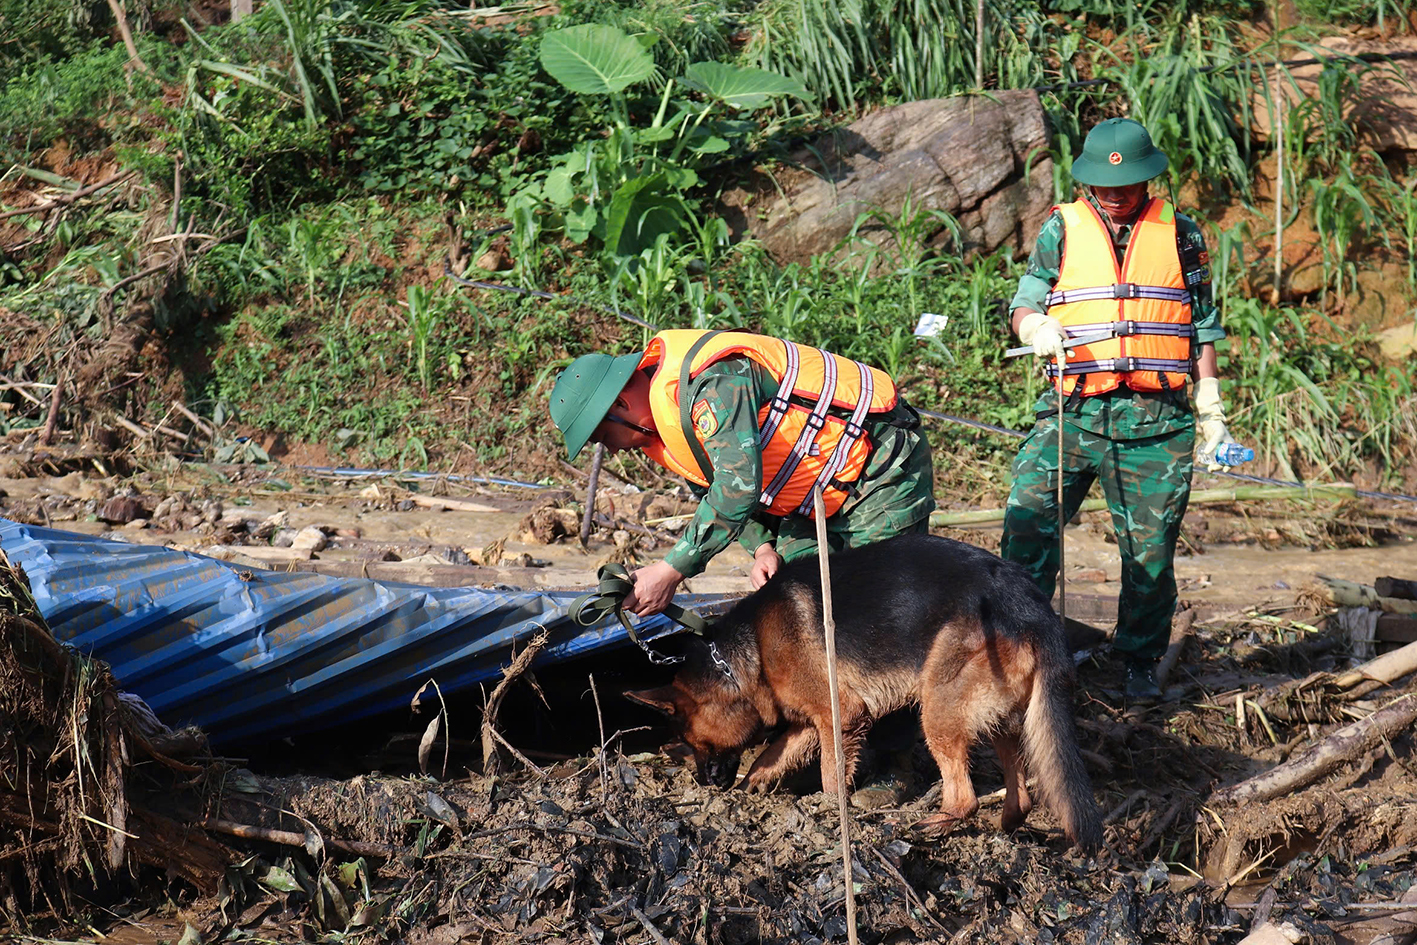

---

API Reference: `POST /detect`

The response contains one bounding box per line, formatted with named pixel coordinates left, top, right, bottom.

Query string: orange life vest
left=638, top=329, right=898, bottom=518
left=1045, top=197, right=1194, bottom=396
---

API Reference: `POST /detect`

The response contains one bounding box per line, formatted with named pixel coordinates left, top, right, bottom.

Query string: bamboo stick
left=929, top=483, right=1359, bottom=527
left=974, top=0, right=985, bottom=89
left=813, top=486, right=858, bottom=945
left=1271, top=9, right=1284, bottom=307
left=581, top=443, right=604, bottom=547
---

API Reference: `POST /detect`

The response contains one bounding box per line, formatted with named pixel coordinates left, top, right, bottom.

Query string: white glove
left=1017, top=311, right=1067, bottom=363
left=1194, top=376, right=1232, bottom=472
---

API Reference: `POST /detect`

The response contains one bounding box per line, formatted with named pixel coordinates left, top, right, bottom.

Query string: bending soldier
left=549, top=329, right=936, bottom=616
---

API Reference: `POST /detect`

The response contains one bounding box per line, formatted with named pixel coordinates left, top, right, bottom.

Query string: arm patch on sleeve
left=691, top=399, right=719, bottom=438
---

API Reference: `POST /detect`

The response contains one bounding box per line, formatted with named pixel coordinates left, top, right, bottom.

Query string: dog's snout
left=705, top=754, right=740, bottom=789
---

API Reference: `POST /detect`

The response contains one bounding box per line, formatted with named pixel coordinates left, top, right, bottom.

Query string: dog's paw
left=741, top=771, right=780, bottom=794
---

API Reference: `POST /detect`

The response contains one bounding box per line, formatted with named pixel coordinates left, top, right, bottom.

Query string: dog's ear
left=624, top=686, right=681, bottom=718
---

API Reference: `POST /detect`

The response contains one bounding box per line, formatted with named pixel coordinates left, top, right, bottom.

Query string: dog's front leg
left=815, top=711, right=872, bottom=796
left=742, top=724, right=820, bottom=793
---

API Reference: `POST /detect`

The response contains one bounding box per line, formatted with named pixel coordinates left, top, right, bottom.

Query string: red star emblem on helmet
left=1108, top=151, right=1123, bottom=165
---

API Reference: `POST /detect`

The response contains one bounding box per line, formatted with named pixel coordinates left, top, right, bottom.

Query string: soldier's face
left=1091, top=183, right=1148, bottom=222
left=592, top=371, right=657, bottom=453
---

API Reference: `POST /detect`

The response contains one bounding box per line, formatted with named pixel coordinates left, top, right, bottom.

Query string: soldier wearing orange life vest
left=549, top=329, right=935, bottom=617
left=1004, top=118, right=1244, bottom=704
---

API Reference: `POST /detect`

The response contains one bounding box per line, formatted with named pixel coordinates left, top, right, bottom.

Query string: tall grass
left=744, top=0, right=1058, bottom=110
left=1308, top=166, right=1382, bottom=306
left=1220, top=298, right=1416, bottom=484
left=1094, top=14, right=1258, bottom=198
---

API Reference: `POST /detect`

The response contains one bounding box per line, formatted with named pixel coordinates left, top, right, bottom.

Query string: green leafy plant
left=1276, top=53, right=1387, bottom=181
left=1293, top=0, right=1411, bottom=30
left=510, top=23, right=805, bottom=267
left=404, top=284, right=445, bottom=392
left=1375, top=170, right=1417, bottom=289
left=841, top=194, right=961, bottom=333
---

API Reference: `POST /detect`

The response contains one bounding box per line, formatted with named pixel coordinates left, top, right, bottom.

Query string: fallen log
left=1210, top=691, right=1417, bottom=806
left=1375, top=576, right=1417, bottom=601
left=1314, top=576, right=1417, bottom=616
left=1334, top=638, right=1417, bottom=690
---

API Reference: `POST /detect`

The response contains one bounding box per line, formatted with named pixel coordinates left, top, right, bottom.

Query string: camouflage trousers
left=1000, top=414, right=1194, bottom=662
left=775, top=425, right=936, bottom=563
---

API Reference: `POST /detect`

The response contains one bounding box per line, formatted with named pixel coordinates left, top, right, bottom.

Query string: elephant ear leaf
left=540, top=24, right=657, bottom=95
left=680, top=62, right=807, bottom=110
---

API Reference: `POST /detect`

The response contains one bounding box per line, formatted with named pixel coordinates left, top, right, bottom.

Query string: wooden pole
left=974, top=0, right=986, bottom=89
left=38, top=374, right=63, bottom=446
left=580, top=443, right=605, bottom=547
left=1056, top=377, right=1066, bottom=630
left=812, top=486, right=858, bottom=945
left=1271, top=37, right=1284, bottom=306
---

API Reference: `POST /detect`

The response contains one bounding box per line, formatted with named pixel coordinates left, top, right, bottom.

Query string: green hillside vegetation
left=0, top=0, right=1414, bottom=497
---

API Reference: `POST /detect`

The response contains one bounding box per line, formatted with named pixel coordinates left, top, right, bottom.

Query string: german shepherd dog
left=626, top=533, right=1103, bottom=851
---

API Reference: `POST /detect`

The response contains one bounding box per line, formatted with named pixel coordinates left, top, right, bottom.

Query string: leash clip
left=569, top=563, right=715, bottom=669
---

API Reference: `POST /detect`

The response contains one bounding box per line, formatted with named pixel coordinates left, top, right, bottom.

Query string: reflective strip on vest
left=1046, top=284, right=1191, bottom=306
left=1062, top=320, right=1195, bottom=339
left=761, top=347, right=837, bottom=508
left=1052, top=357, right=1194, bottom=377
left=796, top=360, right=875, bottom=517
left=757, top=341, right=800, bottom=445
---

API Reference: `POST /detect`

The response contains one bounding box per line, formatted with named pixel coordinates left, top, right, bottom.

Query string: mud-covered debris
left=519, top=502, right=580, bottom=544
left=98, top=493, right=148, bottom=524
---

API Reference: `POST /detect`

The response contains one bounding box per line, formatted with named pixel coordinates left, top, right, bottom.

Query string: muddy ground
left=2, top=444, right=1417, bottom=944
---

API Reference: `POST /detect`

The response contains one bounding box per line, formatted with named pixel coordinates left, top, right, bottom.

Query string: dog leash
left=569, top=564, right=732, bottom=675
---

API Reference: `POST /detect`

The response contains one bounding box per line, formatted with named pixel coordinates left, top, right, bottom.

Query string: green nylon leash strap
left=678, top=330, right=726, bottom=484
left=568, top=563, right=709, bottom=666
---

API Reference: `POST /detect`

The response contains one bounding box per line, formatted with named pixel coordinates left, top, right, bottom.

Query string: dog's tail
left=1022, top=634, right=1103, bottom=852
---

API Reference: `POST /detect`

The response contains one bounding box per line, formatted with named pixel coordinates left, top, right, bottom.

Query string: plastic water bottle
left=1212, top=442, right=1255, bottom=466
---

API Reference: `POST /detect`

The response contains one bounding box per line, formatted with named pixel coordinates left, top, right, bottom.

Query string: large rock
left=718, top=90, right=1054, bottom=266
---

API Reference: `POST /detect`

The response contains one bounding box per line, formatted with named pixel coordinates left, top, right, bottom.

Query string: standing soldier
left=1004, top=117, right=1244, bottom=703
left=548, top=329, right=935, bottom=617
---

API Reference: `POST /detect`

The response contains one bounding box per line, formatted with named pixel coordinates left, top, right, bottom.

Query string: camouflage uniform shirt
left=1009, top=195, right=1226, bottom=435
left=662, top=358, right=934, bottom=577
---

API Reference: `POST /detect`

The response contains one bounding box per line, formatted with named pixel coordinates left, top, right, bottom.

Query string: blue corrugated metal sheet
left=0, top=518, right=734, bottom=746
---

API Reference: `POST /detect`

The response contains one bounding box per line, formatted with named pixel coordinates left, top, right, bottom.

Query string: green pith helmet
left=549, top=351, right=643, bottom=461
left=1069, top=118, right=1169, bottom=187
